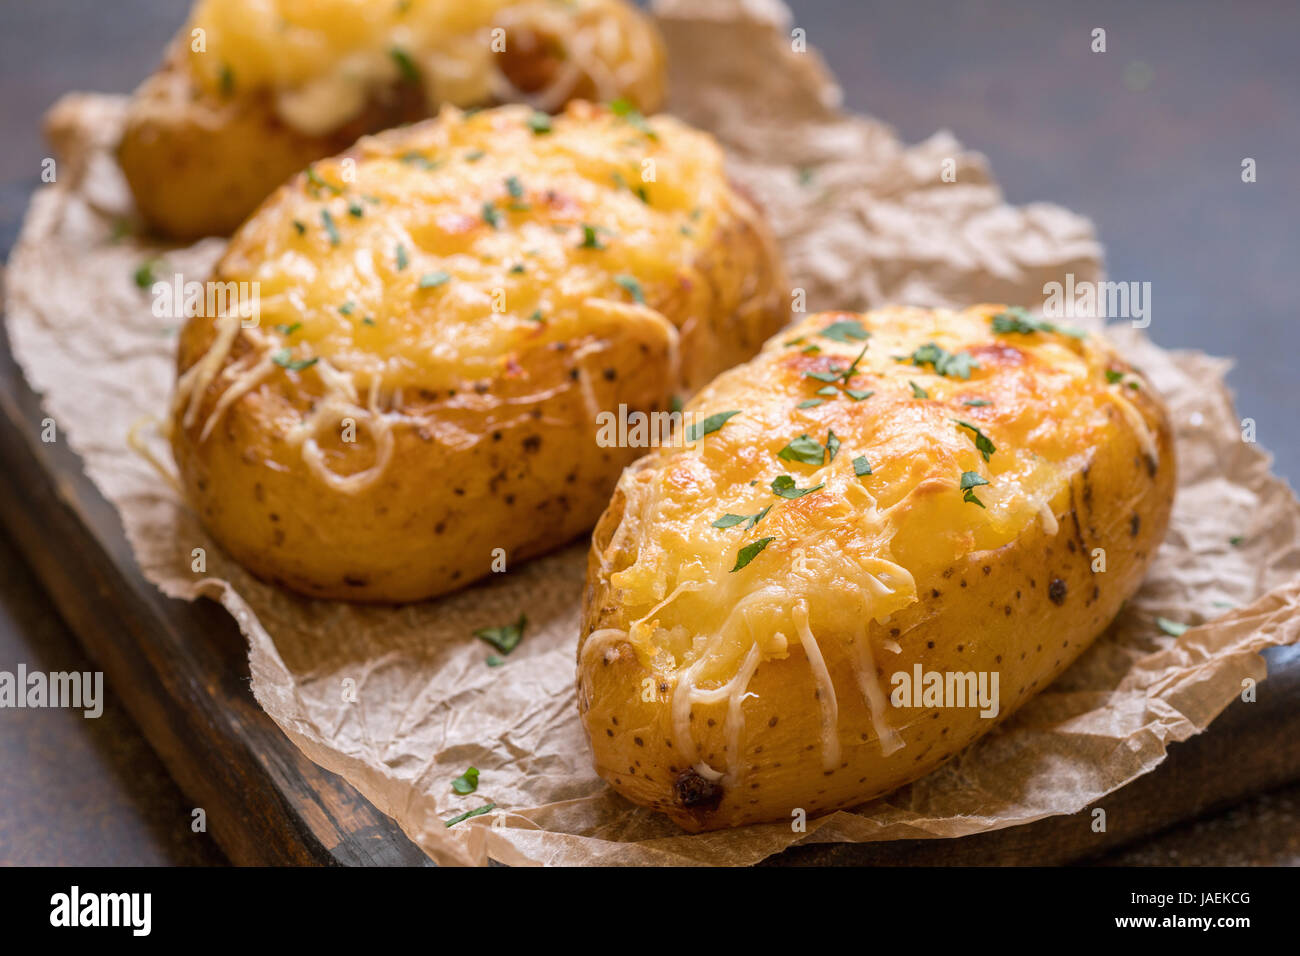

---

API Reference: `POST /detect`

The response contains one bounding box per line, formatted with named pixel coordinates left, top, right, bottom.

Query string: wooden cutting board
left=2, top=194, right=1298, bottom=866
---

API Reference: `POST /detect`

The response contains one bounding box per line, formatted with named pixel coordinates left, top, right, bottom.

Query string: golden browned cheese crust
left=170, top=101, right=786, bottom=602
left=118, top=0, right=667, bottom=239
left=578, top=305, right=1176, bottom=831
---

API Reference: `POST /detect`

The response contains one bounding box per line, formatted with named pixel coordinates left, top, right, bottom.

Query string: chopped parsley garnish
left=853, top=456, right=873, bottom=477
left=1105, top=369, right=1125, bottom=384
left=611, top=171, right=650, bottom=203
left=1229, top=535, right=1244, bottom=547
left=305, top=165, right=342, bottom=195
left=338, top=301, right=356, bottom=316
left=463, top=149, right=486, bottom=162
left=473, top=614, right=526, bottom=655
left=400, top=152, right=441, bottom=170
left=771, top=475, right=824, bottom=499
left=274, top=322, right=301, bottom=336
left=614, top=275, right=645, bottom=304
left=292, top=219, right=306, bottom=236
left=901, top=342, right=977, bottom=379
left=816, top=386, right=839, bottom=397
left=820, top=319, right=870, bottom=343
left=778, top=434, right=825, bottom=466
left=509, top=263, right=525, bottom=274
left=826, top=429, right=841, bottom=462
left=991, top=306, right=1085, bottom=339
left=482, top=201, right=503, bottom=229
left=797, top=398, right=824, bottom=409
left=348, top=201, right=364, bottom=218
left=804, top=369, right=842, bottom=384
left=528, top=308, right=544, bottom=322
left=419, top=271, right=451, bottom=288
left=712, top=505, right=771, bottom=531
left=963, top=398, right=991, bottom=407
left=395, top=243, right=409, bottom=270
left=218, top=64, right=235, bottom=96
left=731, top=537, right=775, bottom=572
left=609, top=98, right=657, bottom=139
left=579, top=223, right=606, bottom=250
left=451, top=767, right=479, bottom=795
left=1156, top=617, right=1189, bottom=637
left=909, top=380, right=929, bottom=399
left=959, top=470, right=989, bottom=507
left=840, top=343, right=870, bottom=383
left=846, top=388, right=875, bottom=401
left=133, top=258, right=162, bottom=289
left=320, top=208, right=340, bottom=246
left=527, top=111, right=552, bottom=134
left=390, top=46, right=420, bottom=83
left=505, top=175, right=524, bottom=198
left=272, top=349, right=318, bottom=372
left=685, top=410, right=740, bottom=442
left=952, top=419, right=996, bottom=461
left=445, top=803, right=495, bottom=828
left=361, top=317, right=376, bottom=326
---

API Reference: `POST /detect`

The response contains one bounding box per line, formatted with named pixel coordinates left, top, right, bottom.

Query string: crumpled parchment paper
left=5, top=0, right=1299, bottom=866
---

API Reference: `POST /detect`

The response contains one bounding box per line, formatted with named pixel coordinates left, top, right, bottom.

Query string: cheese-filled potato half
left=579, top=305, right=1175, bottom=831
left=118, top=0, right=666, bottom=238
left=170, top=102, right=786, bottom=603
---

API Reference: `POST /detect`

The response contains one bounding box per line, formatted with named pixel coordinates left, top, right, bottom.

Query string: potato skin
left=170, top=102, right=786, bottom=603
left=118, top=0, right=667, bottom=240
left=578, top=306, right=1176, bottom=831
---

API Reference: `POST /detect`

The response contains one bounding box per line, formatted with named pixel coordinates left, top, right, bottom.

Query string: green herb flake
left=1156, top=617, right=1189, bottom=637
left=952, top=419, right=996, bottom=461
left=853, top=456, right=873, bottom=478
left=527, top=111, right=552, bottom=135
left=579, top=223, right=606, bottom=250
left=963, top=398, right=992, bottom=407
left=218, top=64, right=235, bottom=97
left=959, top=470, right=989, bottom=507
left=731, top=537, right=775, bottom=572
left=614, top=274, right=645, bottom=304
left=1229, top=535, right=1244, bottom=547
left=826, top=430, right=841, bottom=462
left=778, top=434, right=825, bottom=466
left=609, top=98, right=657, bottom=139
left=820, top=319, right=871, bottom=343
left=771, top=475, right=825, bottom=499
left=320, top=208, right=341, bottom=246
left=846, top=389, right=875, bottom=401
left=451, top=767, right=480, bottom=795
left=400, top=152, right=441, bottom=170
left=991, top=306, right=1085, bottom=339
left=902, top=342, right=978, bottom=379
left=505, top=175, right=524, bottom=198
left=482, top=201, right=503, bottom=230
left=797, top=399, right=824, bottom=409
left=529, top=308, right=545, bottom=322
left=395, top=243, right=409, bottom=270
left=133, top=258, right=162, bottom=289
left=338, top=301, right=356, bottom=316
left=271, top=349, right=319, bottom=372
left=1105, top=369, right=1125, bottom=385
left=816, top=386, right=839, bottom=397
left=445, top=803, right=496, bottom=828
left=274, top=322, right=301, bottom=336
left=347, top=201, right=364, bottom=219
left=463, top=149, right=485, bottom=162
left=713, top=507, right=772, bottom=532
left=685, top=410, right=740, bottom=442
left=419, top=271, right=451, bottom=289
left=473, top=614, right=526, bottom=655
left=390, top=46, right=420, bottom=83
left=909, top=380, right=929, bottom=399
left=305, top=165, right=342, bottom=195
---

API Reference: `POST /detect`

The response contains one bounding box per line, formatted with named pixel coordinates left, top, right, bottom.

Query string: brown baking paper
left=6, top=0, right=1300, bottom=866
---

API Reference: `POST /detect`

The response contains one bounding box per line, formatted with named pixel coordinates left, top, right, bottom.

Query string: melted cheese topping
left=186, top=0, right=661, bottom=132
left=174, top=102, right=739, bottom=491
left=606, top=305, right=1160, bottom=777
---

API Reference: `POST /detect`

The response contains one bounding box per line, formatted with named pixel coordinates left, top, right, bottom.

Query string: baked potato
left=118, top=0, right=667, bottom=239
left=169, top=101, right=787, bottom=603
left=578, top=305, right=1175, bottom=831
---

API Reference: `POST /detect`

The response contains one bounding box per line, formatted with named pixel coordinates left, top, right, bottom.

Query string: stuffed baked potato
left=119, top=0, right=666, bottom=239
left=578, top=305, right=1175, bottom=831
left=170, top=101, right=786, bottom=602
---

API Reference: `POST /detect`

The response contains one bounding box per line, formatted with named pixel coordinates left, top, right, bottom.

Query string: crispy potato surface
left=118, top=0, right=667, bottom=238
left=170, top=102, right=786, bottom=602
left=579, top=305, right=1175, bottom=831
